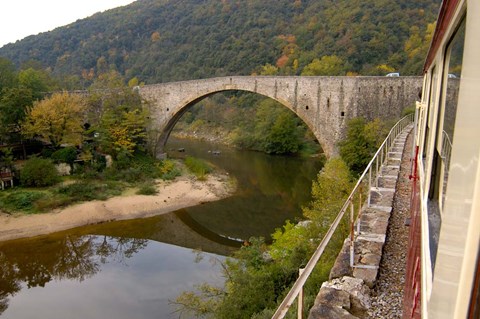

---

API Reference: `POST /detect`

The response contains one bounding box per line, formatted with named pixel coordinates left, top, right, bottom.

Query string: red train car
left=403, top=0, right=480, bottom=318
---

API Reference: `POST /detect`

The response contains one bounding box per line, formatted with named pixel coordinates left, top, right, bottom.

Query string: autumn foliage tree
left=301, top=55, right=347, bottom=76
left=96, top=108, right=149, bottom=157
left=22, top=92, right=86, bottom=149
left=86, top=71, right=150, bottom=159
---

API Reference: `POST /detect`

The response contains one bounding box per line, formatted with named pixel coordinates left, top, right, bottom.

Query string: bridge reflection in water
left=0, top=211, right=236, bottom=319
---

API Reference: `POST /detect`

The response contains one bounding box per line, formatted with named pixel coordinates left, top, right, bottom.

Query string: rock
left=55, top=163, right=71, bottom=176
left=105, top=155, right=113, bottom=168
left=352, top=267, right=378, bottom=288
left=360, top=253, right=381, bottom=266
left=329, top=239, right=352, bottom=280
left=314, top=287, right=351, bottom=309
left=308, top=304, right=359, bottom=319
left=323, top=277, right=371, bottom=315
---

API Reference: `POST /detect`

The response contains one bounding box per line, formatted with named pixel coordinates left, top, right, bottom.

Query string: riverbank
left=0, top=173, right=234, bottom=242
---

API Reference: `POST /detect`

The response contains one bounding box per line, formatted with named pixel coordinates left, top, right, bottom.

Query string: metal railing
left=272, top=113, right=414, bottom=319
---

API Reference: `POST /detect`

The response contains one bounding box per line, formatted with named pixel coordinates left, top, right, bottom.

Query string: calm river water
left=0, top=137, right=323, bottom=318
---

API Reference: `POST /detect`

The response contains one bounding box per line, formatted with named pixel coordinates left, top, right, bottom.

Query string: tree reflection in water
left=0, top=235, right=148, bottom=315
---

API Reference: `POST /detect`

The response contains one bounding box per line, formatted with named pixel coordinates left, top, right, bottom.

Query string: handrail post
left=380, top=146, right=384, bottom=165
left=350, top=199, right=355, bottom=267
left=298, top=268, right=304, bottom=319
left=368, top=167, right=372, bottom=207
left=357, top=190, right=362, bottom=235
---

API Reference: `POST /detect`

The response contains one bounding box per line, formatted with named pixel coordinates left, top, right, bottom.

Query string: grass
left=55, top=180, right=124, bottom=201
left=0, top=180, right=126, bottom=214
left=0, top=154, right=212, bottom=215
left=0, top=190, right=47, bottom=214
left=136, top=182, right=158, bottom=195
left=184, top=156, right=213, bottom=180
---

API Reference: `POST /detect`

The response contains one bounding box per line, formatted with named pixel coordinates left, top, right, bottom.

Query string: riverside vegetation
left=0, top=68, right=221, bottom=214
left=173, top=114, right=400, bottom=318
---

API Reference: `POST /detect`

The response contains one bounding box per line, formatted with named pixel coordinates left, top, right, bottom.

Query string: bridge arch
left=153, top=88, right=326, bottom=156
left=139, top=76, right=423, bottom=157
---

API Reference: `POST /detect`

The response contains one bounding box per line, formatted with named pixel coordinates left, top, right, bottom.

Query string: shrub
left=338, top=118, right=389, bottom=175
left=56, top=181, right=124, bottom=201
left=184, top=156, right=212, bottom=180
left=20, top=157, right=59, bottom=187
left=41, top=148, right=55, bottom=158
left=114, top=150, right=132, bottom=170
left=0, top=190, right=46, bottom=213
left=33, top=195, right=71, bottom=211
left=92, top=153, right=107, bottom=171
left=136, top=183, right=158, bottom=195
left=51, top=147, right=77, bottom=165
left=158, top=159, right=180, bottom=180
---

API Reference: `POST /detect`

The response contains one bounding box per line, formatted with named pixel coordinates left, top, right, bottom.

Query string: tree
left=18, top=68, right=52, bottom=100
left=22, top=92, right=86, bottom=148
left=258, top=63, right=279, bottom=75
left=303, top=158, right=353, bottom=222
left=0, top=57, right=17, bottom=95
left=252, top=99, right=304, bottom=154
left=338, top=118, right=389, bottom=175
left=96, top=108, right=149, bottom=157
left=263, top=111, right=302, bottom=154
left=86, top=71, right=150, bottom=158
left=301, top=55, right=347, bottom=76
left=402, top=22, right=436, bottom=75
left=0, top=87, right=34, bottom=142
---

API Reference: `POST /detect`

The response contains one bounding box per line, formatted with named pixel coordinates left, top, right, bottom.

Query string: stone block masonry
left=139, top=76, right=422, bottom=157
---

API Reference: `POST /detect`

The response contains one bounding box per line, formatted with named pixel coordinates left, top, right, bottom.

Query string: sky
left=0, top=0, right=136, bottom=47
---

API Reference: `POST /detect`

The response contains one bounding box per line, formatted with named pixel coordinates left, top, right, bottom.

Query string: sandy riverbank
left=0, top=174, right=234, bottom=242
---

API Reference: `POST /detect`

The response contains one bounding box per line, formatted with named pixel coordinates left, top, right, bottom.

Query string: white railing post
left=298, top=268, right=304, bottom=319
left=368, top=166, right=372, bottom=207
left=357, top=190, right=362, bottom=235
left=350, top=199, right=355, bottom=266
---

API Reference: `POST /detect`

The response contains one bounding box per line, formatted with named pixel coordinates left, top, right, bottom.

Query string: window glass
left=422, top=67, right=437, bottom=164
left=441, top=18, right=465, bottom=204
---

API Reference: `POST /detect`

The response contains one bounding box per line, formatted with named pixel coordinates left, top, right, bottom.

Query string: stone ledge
left=308, top=127, right=412, bottom=319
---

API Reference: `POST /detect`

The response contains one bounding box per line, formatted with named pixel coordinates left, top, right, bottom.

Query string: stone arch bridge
left=139, top=76, right=422, bottom=157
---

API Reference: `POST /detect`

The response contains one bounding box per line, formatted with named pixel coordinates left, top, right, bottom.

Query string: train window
left=440, top=17, right=466, bottom=206
left=425, top=17, right=466, bottom=273
left=422, top=66, right=437, bottom=164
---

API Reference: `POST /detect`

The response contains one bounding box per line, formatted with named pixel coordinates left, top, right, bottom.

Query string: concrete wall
left=139, top=76, right=422, bottom=157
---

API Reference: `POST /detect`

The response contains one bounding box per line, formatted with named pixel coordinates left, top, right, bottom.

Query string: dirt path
left=0, top=174, right=233, bottom=242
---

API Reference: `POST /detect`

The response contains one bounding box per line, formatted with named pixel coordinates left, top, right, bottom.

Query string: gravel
left=367, top=131, right=413, bottom=319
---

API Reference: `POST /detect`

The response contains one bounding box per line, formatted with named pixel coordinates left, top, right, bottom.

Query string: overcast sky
left=0, top=0, right=136, bottom=47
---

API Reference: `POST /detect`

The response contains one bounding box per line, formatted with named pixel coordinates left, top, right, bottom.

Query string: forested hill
left=0, top=0, right=439, bottom=86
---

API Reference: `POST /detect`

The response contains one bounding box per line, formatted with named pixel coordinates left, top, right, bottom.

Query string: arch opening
left=154, top=89, right=325, bottom=157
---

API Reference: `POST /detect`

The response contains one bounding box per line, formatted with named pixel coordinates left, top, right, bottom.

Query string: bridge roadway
left=139, top=76, right=422, bottom=157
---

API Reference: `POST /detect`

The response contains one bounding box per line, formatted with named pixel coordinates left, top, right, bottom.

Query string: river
left=0, top=137, right=323, bottom=318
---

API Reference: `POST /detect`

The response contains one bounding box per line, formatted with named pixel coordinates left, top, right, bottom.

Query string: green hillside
left=0, top=0, right=438, bottom=87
